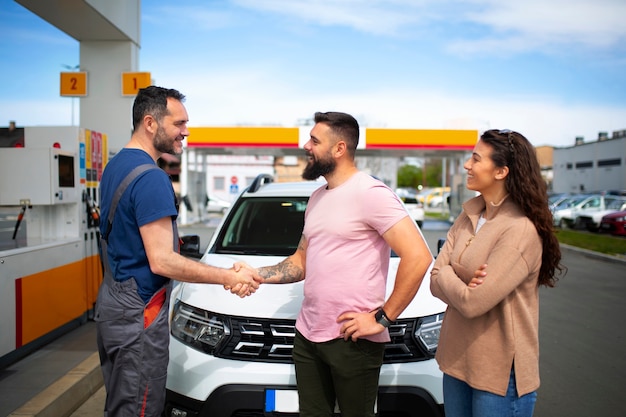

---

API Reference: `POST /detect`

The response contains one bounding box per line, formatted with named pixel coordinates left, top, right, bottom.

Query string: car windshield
left=607, top=198, right=626, bottom=210
left=556, top=196, right=587, bottom=210
left=213, top=196, right=308, bottom=256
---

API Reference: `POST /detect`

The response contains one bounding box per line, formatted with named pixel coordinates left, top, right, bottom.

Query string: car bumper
left=166, top=338, right=444, bottom=417
left=165, top=385, right=444, bottom=417
left=600, top=221, right=626, bottom=236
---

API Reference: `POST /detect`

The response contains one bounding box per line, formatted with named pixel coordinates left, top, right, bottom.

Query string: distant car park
left=206, top=196, right=231, bottom=214
left=574, top=197, right=626, bottom=231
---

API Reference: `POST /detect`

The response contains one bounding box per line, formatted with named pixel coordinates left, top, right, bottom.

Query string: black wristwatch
left=375, top=308, right=393, bottom=328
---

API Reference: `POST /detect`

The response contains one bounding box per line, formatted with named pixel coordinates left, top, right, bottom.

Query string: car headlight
left=415, top=313, right=444, bottom=352
left=170, top=301, right=230, bottom=353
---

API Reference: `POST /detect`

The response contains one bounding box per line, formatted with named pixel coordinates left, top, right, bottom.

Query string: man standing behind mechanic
left=95, top=86, right=260, bottom=416
left=242, top=111, right=433, bottom=417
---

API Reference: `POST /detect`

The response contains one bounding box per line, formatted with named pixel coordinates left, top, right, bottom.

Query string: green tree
left=398, top=159, right=445, bottom=189
left=397, top=164, right=421, bottom=189
left=423, top=159, right=443, bottom=187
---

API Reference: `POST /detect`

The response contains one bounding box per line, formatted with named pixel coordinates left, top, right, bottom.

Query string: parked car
left=395, top=187, right=418, bottom=198
left=416, top=188, right=432, bottom=205
left=599, top=210, right=626, bottom=236
left=548, top=192, right=571, bottom=210
left=423, top=187, right=450, bottom=208
left=428, top=192, right=450, bottom=209
left=400, top=195, right=425, bottom=227
left=574, top=197, right=626, bottom=231
left=552, top=194, right=601, bottom=229
left=168, top=174, right=446, bottom=417
left=394, top=188, right=425, bottom=227
left=206, top=195, right=231, bottom=214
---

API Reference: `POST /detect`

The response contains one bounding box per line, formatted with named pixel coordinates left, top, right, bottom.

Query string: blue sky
left=1, top=0, right=625, bottom=147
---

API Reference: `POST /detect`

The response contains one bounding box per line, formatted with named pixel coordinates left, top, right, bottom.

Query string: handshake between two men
left=225, top=258, right=304, bottom=298
left=224, top=261, right=264, bottom=298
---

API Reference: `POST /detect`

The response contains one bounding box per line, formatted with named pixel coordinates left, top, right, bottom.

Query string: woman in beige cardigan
left=430, top=129, right=565, bottom=417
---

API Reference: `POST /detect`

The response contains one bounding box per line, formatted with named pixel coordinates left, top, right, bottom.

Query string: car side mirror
left=180, top=235, right=202, bottom=259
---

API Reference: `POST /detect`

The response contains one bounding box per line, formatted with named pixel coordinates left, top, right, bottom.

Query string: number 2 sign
left=60, top=72, right=88, bottom=96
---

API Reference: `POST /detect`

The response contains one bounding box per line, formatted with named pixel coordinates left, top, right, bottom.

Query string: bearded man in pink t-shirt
left=253, top=111, right=432, bottom=417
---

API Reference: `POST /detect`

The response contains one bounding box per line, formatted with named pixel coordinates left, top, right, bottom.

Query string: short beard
left=302, top=155, right=335, bottom=180
left=153, top=125, right=181, bottom=155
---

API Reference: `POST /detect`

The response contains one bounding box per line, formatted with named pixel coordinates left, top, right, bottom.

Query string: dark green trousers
left=293, top=330, right=385, bottom=417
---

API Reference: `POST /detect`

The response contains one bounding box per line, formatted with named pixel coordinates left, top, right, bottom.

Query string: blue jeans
left=443, top=370, right=537, bottom=417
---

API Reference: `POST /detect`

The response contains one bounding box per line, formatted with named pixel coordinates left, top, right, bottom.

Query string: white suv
left=165, top=174, right=446, bottom=417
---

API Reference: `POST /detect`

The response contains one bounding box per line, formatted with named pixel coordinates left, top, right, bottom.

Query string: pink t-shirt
left=295, top=171, right=408, bottom=343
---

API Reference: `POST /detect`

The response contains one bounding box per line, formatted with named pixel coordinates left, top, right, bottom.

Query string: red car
left=599, top=210, right=626, bottom=236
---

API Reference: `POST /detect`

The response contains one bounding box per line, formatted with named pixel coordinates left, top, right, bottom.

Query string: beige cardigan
left=430, top=195, right=543, bottom=397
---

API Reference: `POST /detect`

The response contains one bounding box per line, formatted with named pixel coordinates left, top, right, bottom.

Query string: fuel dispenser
left=0, top=126, right=106, bottom=367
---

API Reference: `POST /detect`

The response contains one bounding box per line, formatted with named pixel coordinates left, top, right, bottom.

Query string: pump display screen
left=58, top=154, right=75, bottom=187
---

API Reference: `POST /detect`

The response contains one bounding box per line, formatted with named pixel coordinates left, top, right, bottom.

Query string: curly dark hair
left=481, top=129, right=566, bottom=287
left=132, top=86, right=186, bottom=132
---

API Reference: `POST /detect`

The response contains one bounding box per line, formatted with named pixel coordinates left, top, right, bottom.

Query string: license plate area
left=264, top=389, right=374, bottom=414
left=265, top=389, right=299, bottom=413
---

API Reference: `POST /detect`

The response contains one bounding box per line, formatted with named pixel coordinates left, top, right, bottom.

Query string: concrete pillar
left=80, top=41, right=138, bottom=153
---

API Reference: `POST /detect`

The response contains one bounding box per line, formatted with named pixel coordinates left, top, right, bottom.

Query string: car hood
left=172, top=253, right=446, bottom=320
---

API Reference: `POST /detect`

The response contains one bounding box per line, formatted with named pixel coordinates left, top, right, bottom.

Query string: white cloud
left=233, top=0, right=425, bottom=35
left=453, top=0, right=626, bottom=54
left=232, top=0, right=626, bottom=54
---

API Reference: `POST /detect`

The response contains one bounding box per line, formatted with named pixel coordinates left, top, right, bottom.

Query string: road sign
left=231, top=176, right=238, bottom=184
left=230, top=184, right=239, bottom=194
left=121, top=72, right=152, bottom=96
left=60, top=72, right=88, bottom=96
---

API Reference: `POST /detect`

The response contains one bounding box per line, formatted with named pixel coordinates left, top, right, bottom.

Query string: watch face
left=375, top=309, right=391, bottom=327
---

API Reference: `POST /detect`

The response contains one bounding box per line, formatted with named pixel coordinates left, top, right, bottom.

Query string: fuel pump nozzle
left=83, top=190, right=101, bottom=227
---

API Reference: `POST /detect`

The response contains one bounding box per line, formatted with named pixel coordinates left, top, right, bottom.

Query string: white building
left=552, top=130, right=626, bottom=194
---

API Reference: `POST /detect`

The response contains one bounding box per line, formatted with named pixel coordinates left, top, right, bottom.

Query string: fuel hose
left=12, top=205, right=27, bottom=240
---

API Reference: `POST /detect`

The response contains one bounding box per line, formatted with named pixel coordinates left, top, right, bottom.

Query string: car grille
left=214, top=315, right=433, bottom=364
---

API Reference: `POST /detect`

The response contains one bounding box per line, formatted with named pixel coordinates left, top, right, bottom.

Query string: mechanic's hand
left=468, top=263, right=487, bottom=288
left=336, top=311, right=384, bottom=342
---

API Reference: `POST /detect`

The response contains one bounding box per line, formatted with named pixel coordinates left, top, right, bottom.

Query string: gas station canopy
left=16, top=0, right=139, bottom=42
left=187, top=126, right=477, bottom=158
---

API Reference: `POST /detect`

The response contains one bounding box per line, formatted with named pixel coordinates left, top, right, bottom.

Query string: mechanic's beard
left=154, top=126, right=182, bottom=156
left=302, top=155, right=335, bottom=180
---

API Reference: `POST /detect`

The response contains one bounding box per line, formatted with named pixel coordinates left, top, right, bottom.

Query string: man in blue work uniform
left=95, top=86, right=260, bottom=416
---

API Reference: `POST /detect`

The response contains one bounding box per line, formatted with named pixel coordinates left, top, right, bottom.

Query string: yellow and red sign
left=186, top=126, right=477, bottom=151
left=365, top=129, right=477, bottom=151
left=188, top=127, right=300, bottom=148
left=121, top=72, right=152, bottom=96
